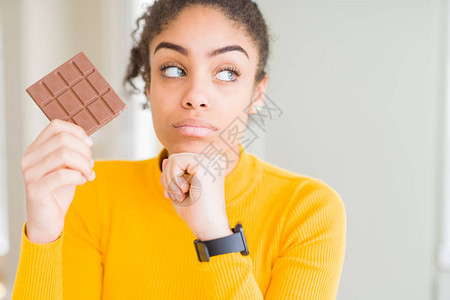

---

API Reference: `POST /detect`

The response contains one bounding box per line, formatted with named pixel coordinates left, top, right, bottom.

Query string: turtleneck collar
left=151, top=144, right=263, bottom=208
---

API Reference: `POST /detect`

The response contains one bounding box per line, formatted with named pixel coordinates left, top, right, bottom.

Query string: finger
left=24, top=147, right=94, bottom=184
left=170, top=152, right=207, bottom=177
left=22, top=131, right=92, bottom=171
left=169, top=171, right=189, bottom=194
left=160, top=158, right=172, bottom=192
left=161, top=157, right=178, bottom=193
left=166, top=170, right=185, bottom=195
left=162, top=158, right=168, bottom=172
left=37, top=168, right=88, bottom=209
left=165, top=156, right=189, bottom=194
left=40, top=168, right=87, bottom=191
left=26, top=119, right=91, bottom=155
left=164, top=190, right=183, bottom=202
left=163, top=158, right=184, bottom=194
left=177, top=174, right=190, bottom=193
left=167, top=190, right=185, bottom=203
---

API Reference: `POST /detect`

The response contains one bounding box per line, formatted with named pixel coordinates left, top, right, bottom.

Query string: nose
left=181, top=73, right=210, bottom=110
left=182, top=97, right=208, bottom=110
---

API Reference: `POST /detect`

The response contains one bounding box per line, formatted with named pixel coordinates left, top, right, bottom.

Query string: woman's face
left=146, top=5, right=267, bottom=158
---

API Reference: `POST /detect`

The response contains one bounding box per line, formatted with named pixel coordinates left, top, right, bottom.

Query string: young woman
left=13, top=0, right=346, bottom=299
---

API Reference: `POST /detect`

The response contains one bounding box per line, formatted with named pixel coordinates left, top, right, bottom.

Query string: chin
left=168, top=139, right=213, bottom=154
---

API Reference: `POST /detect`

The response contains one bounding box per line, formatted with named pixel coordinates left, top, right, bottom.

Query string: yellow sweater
left=12, top=144, right=346, bottom=299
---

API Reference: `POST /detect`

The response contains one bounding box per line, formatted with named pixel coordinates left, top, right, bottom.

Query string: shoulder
left=254, top=155, right=345, bottom=218
left=260, top=160, right=347, bottom=248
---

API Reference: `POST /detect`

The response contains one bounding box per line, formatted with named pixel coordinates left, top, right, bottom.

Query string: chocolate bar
left=26, top=51, right=127, bottom=136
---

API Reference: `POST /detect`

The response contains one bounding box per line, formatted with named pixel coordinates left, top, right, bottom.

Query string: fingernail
left=90, top=158, right=94, bottom=167
left=89, top=171, right=96, bottom=181
left=164, top=191, right=168, bottom=198
left=85, top=137, right=93, bottom=147
left=169, top=192, right=179, bottom=202
left=170, top=193, right=177, bottom=201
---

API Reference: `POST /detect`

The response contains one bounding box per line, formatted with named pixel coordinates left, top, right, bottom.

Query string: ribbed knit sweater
left=12, top=144, right=346, bottom=299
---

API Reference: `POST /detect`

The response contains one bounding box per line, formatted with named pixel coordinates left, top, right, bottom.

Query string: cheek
left=150, top=84, right=179, bottom=110
left=220, top=85, right=253, bottom=112
left=219, top=97, right=251, bottom=127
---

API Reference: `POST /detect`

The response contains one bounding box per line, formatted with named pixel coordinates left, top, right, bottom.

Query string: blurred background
left=0, top=0, right=446, bottom=299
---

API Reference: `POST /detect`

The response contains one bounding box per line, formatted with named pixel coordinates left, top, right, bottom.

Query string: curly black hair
left=123, top=0, right=271, bottom=98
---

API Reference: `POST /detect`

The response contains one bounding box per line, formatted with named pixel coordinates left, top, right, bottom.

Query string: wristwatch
left=194, top=221, right=249, bottom=262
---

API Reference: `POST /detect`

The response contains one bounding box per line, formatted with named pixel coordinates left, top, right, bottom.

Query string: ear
left=145, top=85, right=150, bottom=101
left=250, top=74, right=268, bottom=114
left=145, top=84, right=152, bottom=109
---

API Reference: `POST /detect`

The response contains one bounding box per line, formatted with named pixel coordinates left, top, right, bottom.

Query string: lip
left=173, top=118, right=217, bottom=137
left=174, top=126, right=216, bottom=137
left=173, top=118, right=217, bottom=130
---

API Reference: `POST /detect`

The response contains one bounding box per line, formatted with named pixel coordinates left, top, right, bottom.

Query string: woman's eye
left=216, top=70, right=236, bottom=82
left=163, top=66, right=184, bottom=78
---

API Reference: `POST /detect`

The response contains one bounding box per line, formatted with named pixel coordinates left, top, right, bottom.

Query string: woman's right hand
left=20, top=119, right=96, bottom=244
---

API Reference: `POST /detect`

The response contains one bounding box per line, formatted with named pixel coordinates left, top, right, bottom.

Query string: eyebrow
left=153, top=42, right=249, bottom=59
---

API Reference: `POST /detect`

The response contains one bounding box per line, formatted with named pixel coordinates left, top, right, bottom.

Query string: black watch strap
left=194, top=222, right=249, bottom=262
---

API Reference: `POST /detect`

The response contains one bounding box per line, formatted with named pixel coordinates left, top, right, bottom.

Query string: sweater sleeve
left=196, top=252, right=264, bottom=299
left=265, top=181, right=347, bottom=299
left=195, top=181, right=346, bottom=300
left=12, top=162, right=104, bottom=299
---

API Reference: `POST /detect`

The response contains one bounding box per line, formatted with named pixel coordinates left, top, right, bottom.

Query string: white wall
left=0, top=1, right=26, bottom=298
left=259, top=0, right=442, bottom=299
left=0, top=12, right=9, bottom=259
left=0, top=0, right=446, bottom=299
left=0, top=0, right=160, bottom=298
